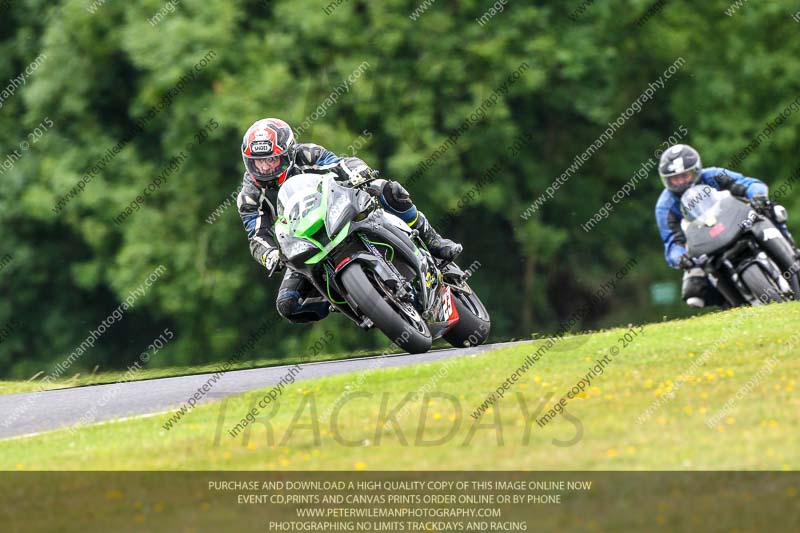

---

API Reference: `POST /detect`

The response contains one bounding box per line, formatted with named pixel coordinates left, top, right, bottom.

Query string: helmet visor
left=245, top=152, right=292, bottom=182
left=666, top=169, right=699, bottom=193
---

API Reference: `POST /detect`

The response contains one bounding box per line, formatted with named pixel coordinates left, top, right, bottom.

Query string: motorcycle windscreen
left=275, top=174, right=326, bottom=261
left=681, top=185, right=720, bottom=222
left=276, top=174, right=326, bottom=237
left=685, top=196, right=752, bottom=257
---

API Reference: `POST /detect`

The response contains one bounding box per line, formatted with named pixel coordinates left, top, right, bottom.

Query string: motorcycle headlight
left=282, top=239, right=317, bottom=260
left=326, top=192, right=356, bottom=237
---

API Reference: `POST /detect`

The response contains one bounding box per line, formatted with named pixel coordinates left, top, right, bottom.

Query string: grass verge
left=1, top=303, right=798, bottom=470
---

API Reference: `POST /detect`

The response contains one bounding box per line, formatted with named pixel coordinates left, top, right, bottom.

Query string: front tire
left=443, top=286, right=491, bottom=348
left=741, top=263, right=787, bottom=304
left=340, top=263, right=432, bottom=354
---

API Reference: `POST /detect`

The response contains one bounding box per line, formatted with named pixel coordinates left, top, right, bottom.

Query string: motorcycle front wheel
left=741, top=263, right=788, bottom=304
left=340, top=263, right=432, bottom=354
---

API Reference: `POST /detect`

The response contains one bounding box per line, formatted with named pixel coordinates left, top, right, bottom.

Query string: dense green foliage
left=1, top=0, right=798, bottom=377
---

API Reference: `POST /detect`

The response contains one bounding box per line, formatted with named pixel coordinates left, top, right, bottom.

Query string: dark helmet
left=659, top=144, right=702, bottom=194
left=241, top=118, right=297, bottom=187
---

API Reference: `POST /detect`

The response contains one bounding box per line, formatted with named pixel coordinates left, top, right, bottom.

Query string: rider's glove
left=260, top=248, right=283, bottom=273
left=751, top=194, right=771, bottom=214
left=348, top=167, right=378, bottom=187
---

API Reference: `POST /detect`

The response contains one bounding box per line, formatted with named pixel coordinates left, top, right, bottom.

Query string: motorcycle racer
left=655, top=143, right=795, bottom=307
left=238, top=118, right=462, bottom=323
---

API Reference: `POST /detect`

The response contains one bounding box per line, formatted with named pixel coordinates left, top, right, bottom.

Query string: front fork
left=750, top=219, right=800, bottom=297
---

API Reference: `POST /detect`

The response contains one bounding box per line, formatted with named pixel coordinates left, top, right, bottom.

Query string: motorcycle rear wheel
left=443, top=285, right=491, bottom=348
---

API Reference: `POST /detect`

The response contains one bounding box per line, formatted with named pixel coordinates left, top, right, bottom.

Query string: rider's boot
left=411, top=212, right=463, bottom=262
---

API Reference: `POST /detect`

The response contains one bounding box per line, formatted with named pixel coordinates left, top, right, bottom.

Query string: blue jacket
left=655, top=167, right=768, bottom=268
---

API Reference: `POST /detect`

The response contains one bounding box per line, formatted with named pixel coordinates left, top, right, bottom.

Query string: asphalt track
left=0, top=340, right=533, bottom=440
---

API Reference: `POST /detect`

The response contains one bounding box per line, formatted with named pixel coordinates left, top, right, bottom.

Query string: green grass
left=1, top=303, right=799, bottom=470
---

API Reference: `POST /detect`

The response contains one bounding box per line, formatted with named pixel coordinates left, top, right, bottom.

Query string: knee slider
left=381, top=181, right=414, bottom=212
left=681, top=269, right=707, bottom=300
left=379, top=181, right=417, bottom=224
left=276, top=290, right=301, bottom=319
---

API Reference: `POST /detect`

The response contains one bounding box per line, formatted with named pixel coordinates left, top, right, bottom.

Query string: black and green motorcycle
left=272, top=173, right=491, bottom=354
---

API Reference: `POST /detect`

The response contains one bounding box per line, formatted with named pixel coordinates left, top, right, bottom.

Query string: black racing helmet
left=659, top=144, right=702, bottom=194
left=241, top=118, right=297, bottom=187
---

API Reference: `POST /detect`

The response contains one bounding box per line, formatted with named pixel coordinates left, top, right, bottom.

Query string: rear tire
left=340, top=263, right=432, bottom=354
left=443, top=286, right=491, bottom=348
left=741, top=263, right=787, bottom=304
